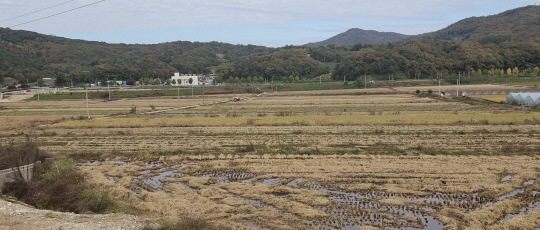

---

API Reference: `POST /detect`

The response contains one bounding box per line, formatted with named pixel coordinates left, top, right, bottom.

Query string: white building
left=171, top=73, right=199, bottom=86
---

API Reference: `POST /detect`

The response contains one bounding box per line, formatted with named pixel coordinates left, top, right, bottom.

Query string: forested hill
left=414, top=5, right=540, bottom=43
left=1, top=5, right=539, bottom=86
left=0, top=28, right=276, bottom=85
left=305, top=28, right=410, bottom=46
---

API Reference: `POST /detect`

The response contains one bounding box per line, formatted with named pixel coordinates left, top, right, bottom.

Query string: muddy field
left=1, top=84, right=540, bottom=229
left=82, top=156, right=540, bottom=229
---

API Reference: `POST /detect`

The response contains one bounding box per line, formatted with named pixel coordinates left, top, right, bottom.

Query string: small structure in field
left=507, top=92, right=540, bottom=106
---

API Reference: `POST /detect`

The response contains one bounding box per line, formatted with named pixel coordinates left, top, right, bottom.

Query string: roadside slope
left=0, top=199, right=142, bottom=230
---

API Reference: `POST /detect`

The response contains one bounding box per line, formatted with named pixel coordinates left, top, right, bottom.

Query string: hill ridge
left=305, top=28, right=410, bottom=46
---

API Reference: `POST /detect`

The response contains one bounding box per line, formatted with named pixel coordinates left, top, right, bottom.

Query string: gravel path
left=0, top=199, right=143, bottom=230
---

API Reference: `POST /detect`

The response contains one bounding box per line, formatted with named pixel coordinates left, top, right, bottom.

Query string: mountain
left=1, top=6, right=539, bottom=86
left=413, top=5, right=540, bottom=43
left=305, top=28, right=410, bottom=46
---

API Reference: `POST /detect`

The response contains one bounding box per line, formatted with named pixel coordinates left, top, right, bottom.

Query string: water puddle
left=149, top=171, right=184, bottom=190
left=243, top=222, right=269, bottom=230
left=202, top=170, right=258, bottom=184
left=241, top=178, right=253, bottom=184
left=232, top=195, right=276, bottom=210
left=106, top=174, right=116, bottom=181
left=260, top=178, right=281, bottom=185
left=500, top=175, right=513, bottom=183
left=313, top=187, right=444, bottom=230
left=144, top=161, right=163, bottom=168
left=497, top=188, right=524, bottom=201
left=524, top=179, right=536, bottom=185
left=109, top=160, right=132, bottom=165
left=287, top=178, right=302, bottom=187
left=502, top=201, right=540, bottom=221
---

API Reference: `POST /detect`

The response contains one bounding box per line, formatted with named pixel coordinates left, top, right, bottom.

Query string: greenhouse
left=507, top=92, right=540, bottom=106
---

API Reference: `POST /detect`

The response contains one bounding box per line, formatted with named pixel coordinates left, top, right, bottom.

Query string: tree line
left=0, top=27, right=539, bottom=87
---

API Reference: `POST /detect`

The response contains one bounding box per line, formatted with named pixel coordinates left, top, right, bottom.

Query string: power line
left=8, top=0, right=106, bottom=28
left=1, top=0, right=75, bottom=23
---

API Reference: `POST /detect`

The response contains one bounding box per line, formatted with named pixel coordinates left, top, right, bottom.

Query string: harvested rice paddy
left=1, top=84, right=540, bottom=229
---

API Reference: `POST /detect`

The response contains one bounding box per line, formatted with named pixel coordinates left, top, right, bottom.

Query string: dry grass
left=0, top=116, right=75, bottom=130
left=78, top=155, right=540, bottom=229
left=51, top=113, right=540, bottom=128
left=2, top=84, right=540, bottom=229
left=475, top=95, right=507, bottom=103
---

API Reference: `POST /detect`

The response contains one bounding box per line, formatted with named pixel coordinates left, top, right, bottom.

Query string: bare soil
left=0, top=198, right=143, bottom=230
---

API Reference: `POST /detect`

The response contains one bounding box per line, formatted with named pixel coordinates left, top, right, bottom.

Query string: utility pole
left=107, top=79, right=111, bottom=100
left=85, top=87, right=90, bottom=119
left=457, top=72, right=460, bottom=97
left=438, top=74, right=441, bottom=96
left=177, top=82, right=180, bottom=108
left=364, top=74, right=367, bottom=89
left=202, top=83, right=205, bottom=105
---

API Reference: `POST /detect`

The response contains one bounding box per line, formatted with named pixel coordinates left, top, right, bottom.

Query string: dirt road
left=0, top=198, right=143, bottom=230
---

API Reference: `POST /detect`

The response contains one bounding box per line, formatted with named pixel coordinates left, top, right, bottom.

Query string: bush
left=0, top=141, right=50, bottom=170
left=2, top=155, right=119, bottom=214
left=427, top=89, right=433, bottom=95
left=415, top=89, right=421, bottom=94
left=130, top=106, right=137, bottom=114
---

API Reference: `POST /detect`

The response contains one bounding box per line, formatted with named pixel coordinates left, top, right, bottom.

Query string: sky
left=1, top=0, right=539, bottom=47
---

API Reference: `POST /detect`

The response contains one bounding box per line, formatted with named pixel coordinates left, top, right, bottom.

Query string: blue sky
left=1, top=0, right=538, bottom=47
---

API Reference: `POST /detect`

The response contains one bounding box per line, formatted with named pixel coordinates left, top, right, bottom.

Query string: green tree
left=171, top=79, right=176, bottom=85
left=295, top=76, right=300, bottom=82
left=354, top=77, right=364, bottom=88
left=188, top=77, right=193, bottom=85
left=14, top=73, right=25, bottom=84
left=214, top=76, right=222, bottom=84
left=533, top=67, right=539, bottom=76
left=37, top=78, right=44, bottom=87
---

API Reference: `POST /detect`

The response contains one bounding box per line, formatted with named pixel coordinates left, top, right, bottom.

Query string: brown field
left=1, top=84, right=539, bottom=229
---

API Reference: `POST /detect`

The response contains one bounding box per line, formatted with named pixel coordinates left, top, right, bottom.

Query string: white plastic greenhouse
left=507, top=92, right=540, bottom=106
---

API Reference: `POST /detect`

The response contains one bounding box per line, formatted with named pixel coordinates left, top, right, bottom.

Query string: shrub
left=415, top=89, right=421, bottom=94
left=2, top=155, right=119, bottom=214
left=130, top=106, right=137, bottom=114
left=0, top=141, right=50, bottom=170
left=427, top=89, right=433, bottom=95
